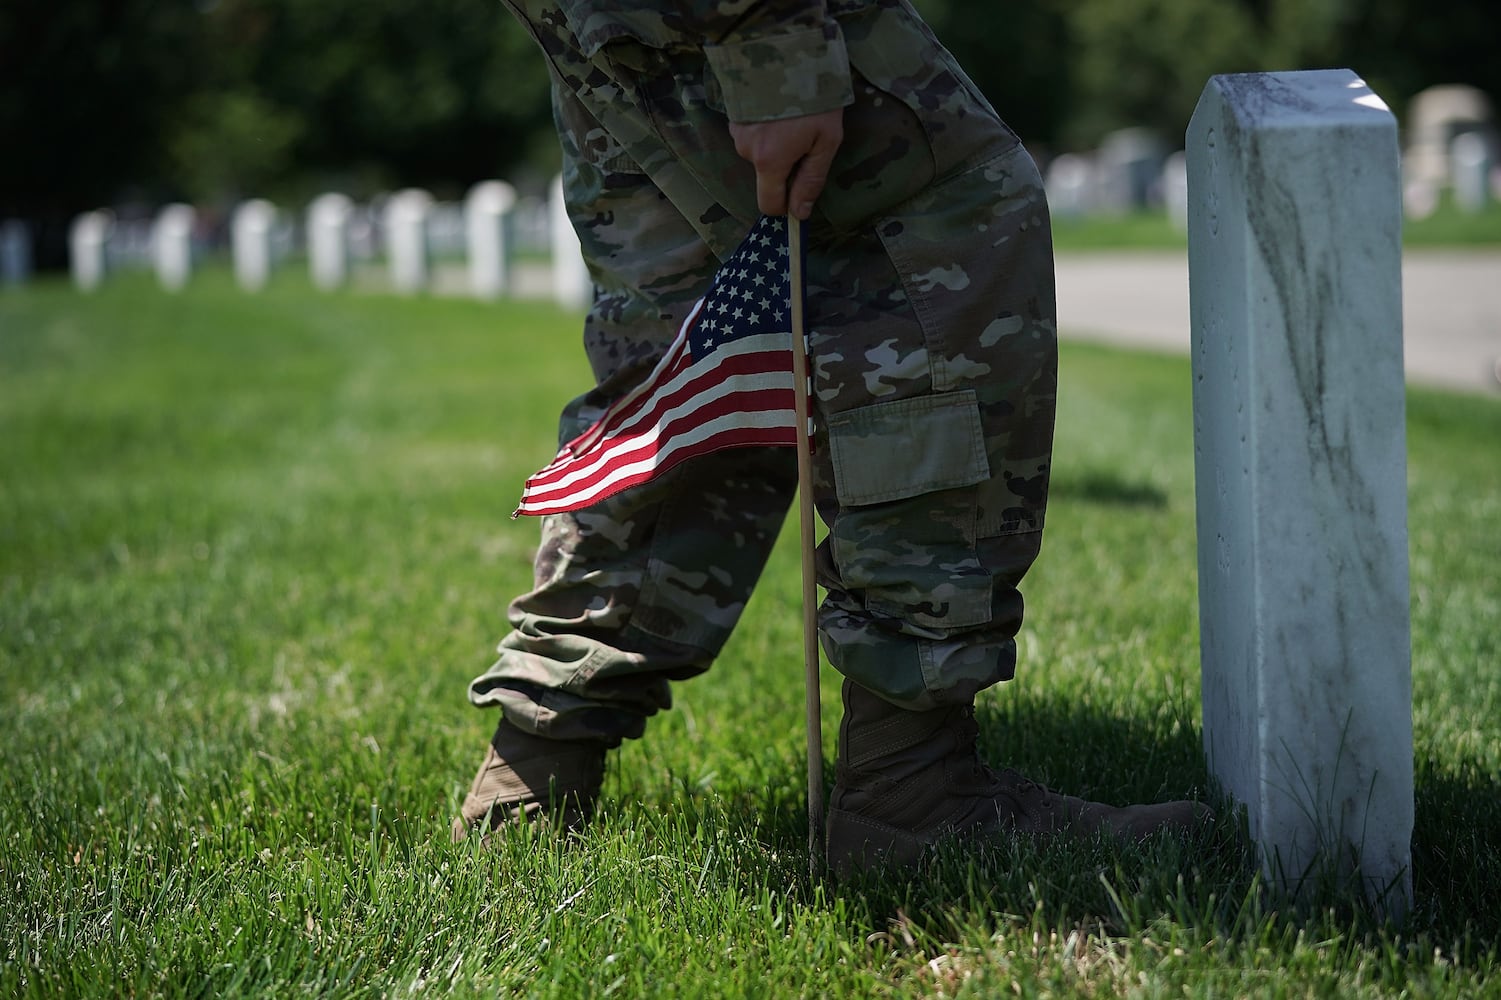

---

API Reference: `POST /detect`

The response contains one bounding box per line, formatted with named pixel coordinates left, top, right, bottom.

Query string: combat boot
left=451, top=719, right=606, bottom=844
left=825, top=680, right=1209, bottom=874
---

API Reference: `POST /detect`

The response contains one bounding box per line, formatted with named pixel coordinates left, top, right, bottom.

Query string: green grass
left=1051, top=197, right=1501, bottom=251
left=2, top=271, right=1498, bottom=997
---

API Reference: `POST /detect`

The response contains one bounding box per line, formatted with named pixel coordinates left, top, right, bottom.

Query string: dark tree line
left=3, top=0, right=1497, bottom=267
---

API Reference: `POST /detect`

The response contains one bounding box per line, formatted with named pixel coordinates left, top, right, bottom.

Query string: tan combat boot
left=825, top=680, right=1210, bottom=874
left=451, top=719, right=606, bottom=844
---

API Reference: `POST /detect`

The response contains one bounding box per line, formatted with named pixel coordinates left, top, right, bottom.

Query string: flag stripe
left=524, top=344, right=791, bottom=493
left=516, top=420, right=796, bottom=516
left=520, top=384, right=796, bottom=503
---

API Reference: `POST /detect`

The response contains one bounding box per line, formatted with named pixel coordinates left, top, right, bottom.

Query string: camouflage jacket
left=557, top=1, right=876, bottom=122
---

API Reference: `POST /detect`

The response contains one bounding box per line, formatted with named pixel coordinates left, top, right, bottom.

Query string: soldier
left=453, top=0, right=1209, bottom=872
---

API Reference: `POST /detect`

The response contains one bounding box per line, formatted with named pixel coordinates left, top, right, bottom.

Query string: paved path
left=1056, top=249, right=1501, bottom=396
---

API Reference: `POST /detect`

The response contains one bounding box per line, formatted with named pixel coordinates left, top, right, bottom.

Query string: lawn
left=1050, top=197, right=1501, bottom=251
left=1, top=270, right=1498, bottom=997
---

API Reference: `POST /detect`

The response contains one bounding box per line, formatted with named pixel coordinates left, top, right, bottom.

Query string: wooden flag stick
left=787, top=217, right=824, bottom=875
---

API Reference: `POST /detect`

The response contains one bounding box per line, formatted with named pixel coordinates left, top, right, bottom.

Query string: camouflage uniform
left=469, top=0, right=1058, bottom=745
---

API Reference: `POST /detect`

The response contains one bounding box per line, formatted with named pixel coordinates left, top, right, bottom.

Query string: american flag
left=514, top=215, right=801, bottom=517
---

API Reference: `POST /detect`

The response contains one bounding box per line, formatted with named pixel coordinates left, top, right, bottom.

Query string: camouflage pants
left=469, top=0, right=1058, bottom=745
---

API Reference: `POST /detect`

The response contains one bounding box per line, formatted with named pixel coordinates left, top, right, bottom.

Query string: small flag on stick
left=514, top=215, right=800, bottom=517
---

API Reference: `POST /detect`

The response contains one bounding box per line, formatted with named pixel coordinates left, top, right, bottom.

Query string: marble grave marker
left=1187, top=70, right=1414, bottom=911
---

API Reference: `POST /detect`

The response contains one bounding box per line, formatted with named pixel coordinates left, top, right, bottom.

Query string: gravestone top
left=467, top=180, right=517, bottom=214
left=1206, top=70, right=1393, bottom=129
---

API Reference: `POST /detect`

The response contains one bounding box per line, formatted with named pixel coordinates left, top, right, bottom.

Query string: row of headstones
left=1050, top=119, right=1499, bottom=225
left=55, top=179, right=591, bottom=309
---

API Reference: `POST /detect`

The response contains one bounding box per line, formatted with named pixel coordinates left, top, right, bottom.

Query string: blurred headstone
left=1188, top=70, right=1412, bottom=914
left=308, top=193, right=354, bottom=290
left=1403, top=177, right=1440, bottom=220
left=549, top=175, right=591, bottom=311
left=1162, top=151, right=1189, bottom=231
left=70, top=211, right=113, bottom=292
left=466, top=180, right=517, bottom=300
left=384, top=189, right=432, bottom=295
left=1, top=219, right=32, bottom=286
left=232, top=199, right=277, bottom=292
left=1404, top=84, right=1496, bottom=203
left=1451, top=132, right=1494, bottom=213
left=1096, top=127, right=1168, bottom=213
left=153, top=203, right=196, bottom=292
left=1044, top=154, right=1094, bottom=219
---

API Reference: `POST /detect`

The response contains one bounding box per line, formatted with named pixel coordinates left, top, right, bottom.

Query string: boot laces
left=949, top=706, right=996, bottom=784
left=950, top=707, right=1047, bottom=796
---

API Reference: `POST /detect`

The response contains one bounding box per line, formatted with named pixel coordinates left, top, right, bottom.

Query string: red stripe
left=522, top=386, right=795, bottom=500
left=581, top=347, right=789, bottom=453
left=523, top=351, right=792, bottom=491
left=518, top=429, right=797, bottom=515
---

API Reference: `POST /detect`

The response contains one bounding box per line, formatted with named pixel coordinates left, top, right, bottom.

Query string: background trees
left=3, top=0, right=1497, bottom=265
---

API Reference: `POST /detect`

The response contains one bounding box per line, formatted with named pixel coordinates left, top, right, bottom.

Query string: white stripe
left=520, top=408, right=794, bottom=512
left=524, top=372, right=794, bottom=498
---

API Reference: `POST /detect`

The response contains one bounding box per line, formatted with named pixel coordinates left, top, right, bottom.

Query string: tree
left=912, top=0, right=1074, bottom=150
left=0, top=0, right=206, bottom=263
left=174, top=0, right=556, bottom=202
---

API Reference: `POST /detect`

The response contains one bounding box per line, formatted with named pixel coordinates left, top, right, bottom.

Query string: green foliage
left=167, top=92, right=306, bottom=204
left=0, top=0, right=204, bottom=213
left=1061, top=0, right=1264, bottom=148
left=1, top=276, right=1498, bottom=996
left=181, top=0, right=556, bottom=201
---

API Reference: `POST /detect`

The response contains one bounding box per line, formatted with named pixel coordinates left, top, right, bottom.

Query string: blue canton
left=688, top=216, right=791, bottom=357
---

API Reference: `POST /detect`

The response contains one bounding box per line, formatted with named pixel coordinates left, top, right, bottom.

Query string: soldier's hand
left=729, top=109, right=844, bottom=220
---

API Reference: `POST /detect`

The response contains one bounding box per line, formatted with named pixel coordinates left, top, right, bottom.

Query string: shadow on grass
left=652, top=697, right=1501, bottom=964
left=1049, top=470, right=1169, bottom=509
left=1411, top=752, right=1501, bottom=947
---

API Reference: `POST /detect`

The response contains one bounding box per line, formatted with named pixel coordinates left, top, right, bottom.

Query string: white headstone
left=1044, top=154, right=1095, bottom=219
left=1187, top=70, right=1413, bottom=912
left=307, top=193, right=354, bottom=291
left=70, top=210, right=113, bottom=292
left=1404, top=84, right=1495, bottom=195
left=1162, top=151, right=1189, bottom=231
left=465, top=180, right=517, bottom=300
left=549, top=174, right=592, bottom=311
left=232, top=199, right=277, bottom=292
left=153, top=203, right=196, bottom=292
left=1450, top=132, right=1494, bottom=213
left=1096, top=127, right=1168, bottom=213
left=384, top=188, right=433, bottom=295
left=1, top=220, right=32, bottom=286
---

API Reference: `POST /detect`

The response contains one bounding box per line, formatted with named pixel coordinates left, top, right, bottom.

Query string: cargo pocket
left=826, top=390, right=994, bottom=630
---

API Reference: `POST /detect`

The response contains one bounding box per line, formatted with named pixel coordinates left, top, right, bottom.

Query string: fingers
left=786, top=119, right=842, bottom=220
left=729, top=110, right=845, bottom=220
left=754, top=157, right=794, bottom=217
